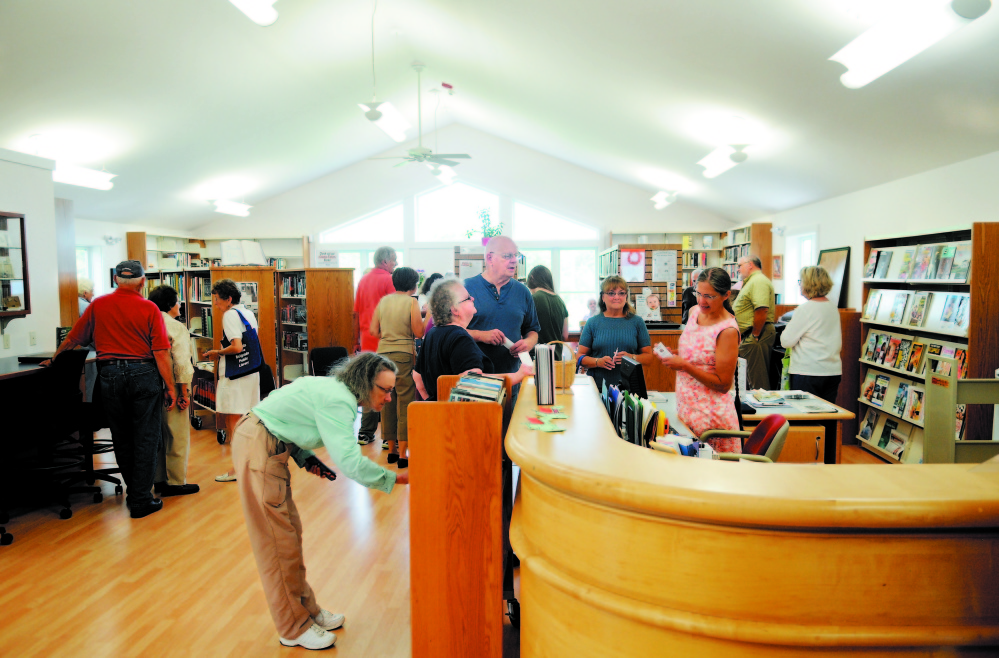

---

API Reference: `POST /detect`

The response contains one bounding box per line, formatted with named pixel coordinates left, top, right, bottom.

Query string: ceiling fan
left=370, top=63, right=471, bottom=173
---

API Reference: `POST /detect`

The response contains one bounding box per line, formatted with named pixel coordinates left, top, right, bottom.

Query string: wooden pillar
left=54, top=198, right=79, bottom=327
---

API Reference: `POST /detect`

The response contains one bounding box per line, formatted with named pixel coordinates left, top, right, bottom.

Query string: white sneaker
left=279, top=623, right=336, bottom=650
left=314, top=609, right=345, bottom=631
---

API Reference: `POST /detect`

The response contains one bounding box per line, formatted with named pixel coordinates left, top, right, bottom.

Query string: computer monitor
left=619, top=355, right=648, bottom=399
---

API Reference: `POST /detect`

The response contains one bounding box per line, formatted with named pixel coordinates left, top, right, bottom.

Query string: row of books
left=724, top=227, right=751, bottom=246
left=146, top=251, right=200, bottom=270
left=282, top=273, right=307, bottom=297
left=863, top=242, right=971, bottom=281
left=862, top=371, right=925, bottom=423
left=192, top=369, right=216, bottom=410
left=862, top=330, right=967, bottom=379
left=863, top=289, right=969, bottom=333
left=268, top=257, right=288, bottom=269
left=158, top=272, right=186, bottom=301
left=198, top=308, right=214, bottom=338
left=283, top=331, right=308, bottom=350
left=280, top=304, right=307, bottom=323
left=681, top=251, right=708, bottom=268
left=723, top=243, right=751, bottom=263
left=448, top=372, right=507, bottom=405
left=190, top=276, right=213, bottom=302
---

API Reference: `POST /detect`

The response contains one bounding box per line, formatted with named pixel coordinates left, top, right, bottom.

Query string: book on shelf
left=220, top=240, right=267, bottom=266
left=939, top=294, right=961, bottom=325
left=871, top=374, right=890, bottom=407
left=682, top=235, right=692, bottom=250
left=884, top=337, right=901, bottom=367
left=283, top=331, right=309, bottom=350
left=862, top=370, right=878, bottom=400
left=859, top=408, right=879, bottom=441
left=911, top=245, right=934, bottom=280
left=894, top=339, right=912, bottom=370
left=906, top=342, right=924, bottom=374
left=886, top=425, right=910, bottom=459
left=863, top=290, right=882, bottom=320
left=877, top=419, right=899, bottom=450
left=873, top=334, right=889, bottom=365
left=952, top=296, right=970, bottom=331
left=924, top=245, right=943, bottom=279
left=268, top=257, right=288, bottom=269
left=702, top=235, right=714, bottom=248
left=449, top=372, right=507, bottom=406
left=950, top=242, right=972, bottom=281
left=281, top=304, right=307, bottom=323
left=887, top=292, right=909, bottom=325
left=906, top=386, right=925, bottom=423
left=890, top=381, right=909, bottom=416
left=936, top=245, right=956, bottom=279
left=862, top=333, right=877, bottom=361
left=907, top=292, right=930, bottom=327
left=896, top=248, right=915, bottom=280
left=874, top=250, right=893, bottom=278
left=863, top=250, right=879, bottom=278
left=199, top=307, right=213, bottom=338
left=282, top=273, right=307, bottom=296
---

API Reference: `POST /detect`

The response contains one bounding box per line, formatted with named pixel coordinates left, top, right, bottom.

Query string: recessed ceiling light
left=214, top=200, right=252, bottom=217
left=637, top=168, right=700, bottom=195
left=651, top=191, right=677, bottom=210
left=228, top=0, right=278, bottom=26
left=685, top=113, right=767, bottom=148
left=829, top=0, right=991, bottom=89
left=359, top=101, right=410, bottom=142
left=53, top=164, right=116, bottom=190
left=697, top=146, right=749, bottom=179
left=192, top=175, right=258, bottom=202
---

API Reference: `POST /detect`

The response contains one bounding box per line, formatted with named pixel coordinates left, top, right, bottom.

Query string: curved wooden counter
left=507, top=378, right=999, bottom=656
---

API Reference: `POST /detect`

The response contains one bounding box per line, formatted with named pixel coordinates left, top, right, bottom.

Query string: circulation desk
left=507, top=378, right=999, bottom=656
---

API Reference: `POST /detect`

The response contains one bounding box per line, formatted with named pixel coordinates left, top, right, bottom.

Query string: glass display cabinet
left=0, top=212, right=29, bottom=330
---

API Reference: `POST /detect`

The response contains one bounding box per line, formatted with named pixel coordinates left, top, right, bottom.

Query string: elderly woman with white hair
left=78, top=277, right=95, bottom=316
left=780, top=265, right=842, bottom=404
left=232, top=352, right=409, bottom=651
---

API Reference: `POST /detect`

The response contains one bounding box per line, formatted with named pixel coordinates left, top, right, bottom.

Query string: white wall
left=765, top=148, right=999, bottom=309
left=0, top=148, right=58, bottom=356
left=191, top=124, right=735, bottom=242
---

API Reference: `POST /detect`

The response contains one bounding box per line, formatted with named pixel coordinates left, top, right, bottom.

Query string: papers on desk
left=748, top=391, right=837, bottom=414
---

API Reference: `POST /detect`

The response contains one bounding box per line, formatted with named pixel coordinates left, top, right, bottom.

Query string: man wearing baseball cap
left=48, top=260, right=176, bottom=518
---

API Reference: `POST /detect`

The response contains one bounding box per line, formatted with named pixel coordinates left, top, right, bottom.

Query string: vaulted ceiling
left=3, top=0, right=998, bottom=230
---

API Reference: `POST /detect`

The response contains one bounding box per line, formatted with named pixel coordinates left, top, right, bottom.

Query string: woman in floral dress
left=659, top=268, right=742, bottom=453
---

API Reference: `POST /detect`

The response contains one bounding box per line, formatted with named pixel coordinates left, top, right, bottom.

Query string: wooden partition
left=209, top=266, right=277, bottom=379
left=408, top=373, right=514, bottom=658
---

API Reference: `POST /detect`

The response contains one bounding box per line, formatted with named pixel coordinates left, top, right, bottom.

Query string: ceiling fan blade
left=369, top=156, right=408, bottom=160
left=430, top=158, right=461, bottom=167
left=394, top=160, right=412, bottom=168
left=432, top=154, right=471, bottom=159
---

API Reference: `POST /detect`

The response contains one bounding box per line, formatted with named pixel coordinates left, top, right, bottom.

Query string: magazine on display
left=863, top=250, right=880, bottom=278
left=907, top=292, right=930, bottom=327
left=953, top=297, right=970, bottom=332
left=894, top=339, right=912, bottom=370
left=871, top=374, right=890, bottom=407
left=886, top=426, right=910, bottom=458
left=896, top=248, right=915, bottom=280
left=906, top=387, right=925, bottom=423
left=924, top=245, right=944, bottom=279
left=862, top=371, right=878, bottom=401
left=859, top=408, right=879, bottom=441
left=911, top=245, right=934, bottom=280
left=873, top=334, right=890, bottom=364
left=874, top=251, right=893, bottom=279
left=906, top=343, right=925, bottom=374
left=950, top=243, right=972, bottom=281
left=888, top=292, right=909, bottom=325
left=891, top=381, right=910, bottom=417
left=877, top=419, right=899, bottom=450
left=863, top=290, right=883, bottom=320
left=885, top=337, right=901, bottom=367
left=936, top=245, right=956, bottom=279
left=862, top=333, right=878, bottom=361
left=939, top=295, right=961, bottom=325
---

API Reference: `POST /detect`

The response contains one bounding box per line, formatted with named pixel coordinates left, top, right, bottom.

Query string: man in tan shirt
left=733, top=256, right=775, bottom=390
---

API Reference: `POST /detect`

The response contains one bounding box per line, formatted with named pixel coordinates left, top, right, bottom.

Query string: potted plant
left=465, top=208, right=503, bottom=246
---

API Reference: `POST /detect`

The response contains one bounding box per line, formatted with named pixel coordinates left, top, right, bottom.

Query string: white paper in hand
left=654, top=342, right=672, bottom=359
left=502, top=337, right=516, bottom=350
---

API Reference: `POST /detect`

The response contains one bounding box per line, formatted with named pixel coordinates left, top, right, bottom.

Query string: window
left=784, top=232, right=817, bottom=304
left=319, top=204, right=404, bottom=243
left=416, top=183, right=499, bottom=242
left=76, top=248, right=89, bottom=282
left=558, top=249, right=597, bottom=328
left=338, top=250, right=404, bottom=290
left=512, top=203, right=599, bottom=241
left=521, top=250, right=552, bottom=278
left=75, top=246, right=104, bottom=295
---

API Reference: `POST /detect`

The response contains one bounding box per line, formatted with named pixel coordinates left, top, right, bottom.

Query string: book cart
left=186, top=268, right=215, bottom=430
left=277, top=268, right=354, bottom=385
left=856, top=223, right=999, bottom=463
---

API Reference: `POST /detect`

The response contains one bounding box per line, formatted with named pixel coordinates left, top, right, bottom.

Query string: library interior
left=3, top=1, right=999, bottom=656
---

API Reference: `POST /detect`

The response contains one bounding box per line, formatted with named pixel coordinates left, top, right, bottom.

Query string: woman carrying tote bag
left=203, top=278, right=264, bottom=483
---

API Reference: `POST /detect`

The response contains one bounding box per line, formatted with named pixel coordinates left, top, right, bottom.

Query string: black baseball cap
left=115, top=260, right=145, bottom=279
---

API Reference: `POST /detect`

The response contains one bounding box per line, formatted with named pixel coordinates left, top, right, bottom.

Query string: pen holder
left=547, top=341, right=577, bottom=392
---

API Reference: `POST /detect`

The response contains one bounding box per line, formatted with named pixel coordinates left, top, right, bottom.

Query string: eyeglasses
left=495, top=252, right=522, bottom=261
left=374, top=383, right=395, bottom=396
left=693, top=291, right=720, bottom=300
left=602, top=291, right=628, bottom=298
left=457, top=295, right=473, bottom=305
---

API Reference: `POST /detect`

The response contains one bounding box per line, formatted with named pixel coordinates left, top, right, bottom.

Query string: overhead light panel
left=214, top=200, right=252, bottom=217
left=359, top=101, right=410, bottom=142
left=697, top=145, right=749, bottom=179
left=829, top=0, right=991, bottom=89
left=651, top=191, right=677, bottom=210
left=53, top=164, right=116, bottom=190
left=228, top=0, right=278, bottom=26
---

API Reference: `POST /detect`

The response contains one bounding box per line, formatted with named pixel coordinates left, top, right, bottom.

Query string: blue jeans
left=99, top=361, right=163, bottom=507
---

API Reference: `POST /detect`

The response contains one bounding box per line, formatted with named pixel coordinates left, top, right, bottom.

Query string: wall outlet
left=29, top=331, right=37, bottom=346
left=2, top=334, right=9, bottom=349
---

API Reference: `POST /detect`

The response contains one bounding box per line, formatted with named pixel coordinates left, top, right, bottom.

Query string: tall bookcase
left=721, top=222, right=772, bottom=283
left=277, top=268, right=355, bottom=385
left=210, top=266, right=278, bottom=388
left=855, top=224, right=999, bottom=464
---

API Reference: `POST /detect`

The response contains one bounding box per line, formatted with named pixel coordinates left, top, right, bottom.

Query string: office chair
left=79, top=377, right=123, bottom=498
left=700, top=414, right=789, bottom=463
left=309, top=346, right=348, bottom=377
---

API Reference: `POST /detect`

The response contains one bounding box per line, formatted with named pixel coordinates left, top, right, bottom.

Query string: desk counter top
left=0, top=350, right=96, bottom=382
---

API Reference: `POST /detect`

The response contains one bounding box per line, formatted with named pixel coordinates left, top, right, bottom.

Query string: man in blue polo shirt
left=464, top=236, right=540, bottom=404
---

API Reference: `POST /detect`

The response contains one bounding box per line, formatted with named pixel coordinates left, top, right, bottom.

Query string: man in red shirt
left=48, top=260, right=176, bottom=518
left=353, top=246, right=397, bottom=445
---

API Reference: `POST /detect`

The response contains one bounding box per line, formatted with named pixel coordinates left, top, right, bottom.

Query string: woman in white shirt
left=780, top=266, right=842, bottom=403
left=203, top=278, right=262, bottom=482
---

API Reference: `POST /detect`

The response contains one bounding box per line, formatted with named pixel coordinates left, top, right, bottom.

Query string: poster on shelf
left=651, top=250, right=676, bottom=283
left=458, top=259, right=483, bottom=281
left=667, top=281, right=677, bottom=307
left=315, top=245, right=339, bottom=268
left=635, top=294, right=662, bottom=321
left=621, top=249, right=646, bottom=283
left=236, top=281, right=260, bottom=321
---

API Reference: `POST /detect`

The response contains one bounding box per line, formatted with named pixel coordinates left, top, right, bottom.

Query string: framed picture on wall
left=772, top=255, right=783, bottom=280
left=817, top=246, right=850, bottom=308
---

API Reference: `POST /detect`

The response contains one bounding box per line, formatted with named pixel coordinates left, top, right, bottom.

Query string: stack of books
left=449, top=372, right=507, bottom=406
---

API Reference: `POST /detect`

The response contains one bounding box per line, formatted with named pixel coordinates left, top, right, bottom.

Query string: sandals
left=215, top=472, right=237, bottom=483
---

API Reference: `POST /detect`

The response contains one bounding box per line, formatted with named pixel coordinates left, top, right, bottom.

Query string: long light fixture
left=228, top=0, right=278, bottom=26
left=359, top=101, right=410, bottom=142
left=651, top=191, right=677, bottom=210
left=214, top=200, right=252, bottom=217
left=697, top=145, right=748, bottom=179
left=53, top=164, right=116, bottom=190
left=830, top=0, right=991, bottom=89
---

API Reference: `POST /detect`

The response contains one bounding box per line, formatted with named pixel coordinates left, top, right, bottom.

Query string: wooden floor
left=2, top=421, right=520, bottom=657
left=841, top=444, right=891, bottom=464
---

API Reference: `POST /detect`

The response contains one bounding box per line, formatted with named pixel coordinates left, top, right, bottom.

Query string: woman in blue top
left=577, top=275, right=654, bottom=390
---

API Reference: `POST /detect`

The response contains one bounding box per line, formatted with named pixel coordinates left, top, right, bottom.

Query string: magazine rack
left=923, top=356, right=999, bottom=463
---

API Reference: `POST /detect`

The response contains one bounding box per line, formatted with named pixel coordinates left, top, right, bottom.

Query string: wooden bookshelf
left=277, top=268, right=354, bottom=385
left=210, top=266, right=278, bottom=388
left=720, top=222, right=772, bottom=282
left=857, top=223, right=999, bottom=464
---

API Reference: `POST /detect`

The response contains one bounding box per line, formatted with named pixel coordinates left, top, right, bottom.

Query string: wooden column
left=966, top=221, right=999, bottom=440
left=54, top=199, right=79, bottom=327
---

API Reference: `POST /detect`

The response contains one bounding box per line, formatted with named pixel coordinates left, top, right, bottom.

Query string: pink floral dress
left=677, top=306, right=742, bottom=453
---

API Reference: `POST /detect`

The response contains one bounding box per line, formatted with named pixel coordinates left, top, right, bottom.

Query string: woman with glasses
left=658, top=268, right=742, bottom=453
left=527, top=265, right=569, bottom=359
left=231, top=352, right=408, bottom=650
left=577, top=275, right=654, bottom=391
left=779, top=266, right=842, bottom=404
left=369, top=267, right=425, bottom=468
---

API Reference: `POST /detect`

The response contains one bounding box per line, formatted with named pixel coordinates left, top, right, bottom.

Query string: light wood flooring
left=2, top=422, right=520, bottom=657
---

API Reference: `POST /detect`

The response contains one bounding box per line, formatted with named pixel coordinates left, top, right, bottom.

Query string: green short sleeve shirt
left=732, top=271, right=775, bottom=333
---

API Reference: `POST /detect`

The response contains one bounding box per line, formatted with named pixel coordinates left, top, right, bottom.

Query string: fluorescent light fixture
left=359, top=101, right=410, bottom=142
left=637, top=168, right=701, bottom=195
left=228, top=0, right=278, bottom=26
left=53, top=164, right=116, bottom=190
left=214, top=200, right=252, bottom=217
left=697, top=146, right=740, bottom=179
left=685, top=114, right=766, bottom=147
left=651, top=191, right=677, bottom=210
left=829, top=0, right=990, bottom=89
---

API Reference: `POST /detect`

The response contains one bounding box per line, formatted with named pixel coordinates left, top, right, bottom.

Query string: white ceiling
left=3, top=0, right=999, bottom=230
